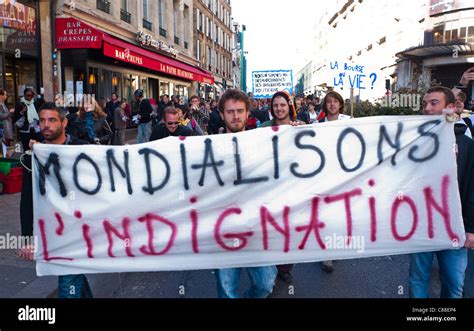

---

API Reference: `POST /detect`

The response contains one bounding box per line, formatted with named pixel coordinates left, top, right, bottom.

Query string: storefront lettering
left=114, top=49, right=143, bottom=65
left=137, top=31, right=179, bottom=57
left=56, top=18, right=103, bottom=49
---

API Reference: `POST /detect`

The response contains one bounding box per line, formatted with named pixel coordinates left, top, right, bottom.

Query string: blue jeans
left=137, top=122, right=152, bottom=144
left=215, top=266, right=277, bottom=298
left=409, top=248, right=467, bottom=298
left=58, top=274, right=93, bottom=298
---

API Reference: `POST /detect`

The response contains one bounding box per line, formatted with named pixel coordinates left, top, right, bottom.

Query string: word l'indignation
left=35, top=120, right=442, bottom=198
left=37, top=175, right=458, bottom=261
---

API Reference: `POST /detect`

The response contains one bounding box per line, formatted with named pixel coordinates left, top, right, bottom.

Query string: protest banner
left=252, top=70, right=293, bottom=98
left=33, top=116, right=465, bottom=276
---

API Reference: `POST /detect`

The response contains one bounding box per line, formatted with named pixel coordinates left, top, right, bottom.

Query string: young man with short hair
left=214, top=89, right=277, bottom=298
left=19, top=102, right=93, bottom=298
left=409, top=86, right=474, bottom=298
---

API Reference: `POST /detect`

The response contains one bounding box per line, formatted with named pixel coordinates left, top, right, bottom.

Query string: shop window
left=460, top=27, right=467, bottom=41
left=88, top=67, right=99, bottom=96
left=160, top=82, right=169, bottom=97
left=433, top=24, right=444, bottom=44
left=468, top=26, right=474, bottom=43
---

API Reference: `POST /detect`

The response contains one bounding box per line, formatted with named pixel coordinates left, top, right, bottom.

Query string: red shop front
left=55, top=17, right=214, bottom=107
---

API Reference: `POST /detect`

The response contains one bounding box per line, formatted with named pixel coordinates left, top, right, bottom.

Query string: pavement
left=1, top=127, right=474, bottom=298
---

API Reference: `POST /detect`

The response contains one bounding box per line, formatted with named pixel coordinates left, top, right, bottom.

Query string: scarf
left=21, top=96, right=39, bottom=124
left=179, top=118, right=190, bottom=126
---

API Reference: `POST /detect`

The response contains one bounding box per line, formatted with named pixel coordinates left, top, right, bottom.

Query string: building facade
left=295, top=61, right=312, bottom=97
left=396, top=1, right=474, bottom=94
left=193, top=0, right=233, bottom=99
left=0, top=0, right=43, bottom=106
left=231, top=21, right=241, bottom=92
left=311, top=0, right=427, bottom=101
left=49, top=0, right=214, bottom=109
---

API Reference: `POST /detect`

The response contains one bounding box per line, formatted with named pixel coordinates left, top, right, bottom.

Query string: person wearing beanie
left=260, top=91, right=302, bottom=127
left=258, top=91, right=304, bottom=283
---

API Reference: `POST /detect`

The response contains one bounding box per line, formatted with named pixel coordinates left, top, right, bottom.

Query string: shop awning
left=102, top=34, right=214, bottom=84
left=55, top=17, right=214, bottom=84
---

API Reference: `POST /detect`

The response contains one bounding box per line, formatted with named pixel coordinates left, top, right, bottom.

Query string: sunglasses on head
left=167, top=121, right=179, bottom=125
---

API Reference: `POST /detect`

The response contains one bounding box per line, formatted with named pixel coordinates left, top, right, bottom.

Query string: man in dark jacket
left=135, top=89, right=153, bottom=143
left=409, top=86, right=474, bottom=298
left=207, top=102, right=225, bottom=134
left=150, top=106, right=193, bottom=140
left=105, top=92, right=121, bottom=131
left=19, top=102, right=93, bottom=298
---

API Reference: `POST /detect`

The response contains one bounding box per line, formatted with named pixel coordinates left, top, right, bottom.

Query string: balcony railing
left=97, top=0, right=110, bottom=14
left=143, top=19, right=153, bottom=31
left=120, top=9, right=131, bottom=24
left=159, top=28, right=167, bottom=37
left=174, top=36, right=180, bottom=45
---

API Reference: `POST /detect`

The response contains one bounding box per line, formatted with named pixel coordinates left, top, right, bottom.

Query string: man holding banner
left=214, top=89, right=277, bottom=298
left=19, top=102, right=93, bottom=298
left=409, top=86, right=474, bottom=298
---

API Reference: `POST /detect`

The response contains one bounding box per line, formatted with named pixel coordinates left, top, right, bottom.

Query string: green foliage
left=345, top=101, right=422, bottom=118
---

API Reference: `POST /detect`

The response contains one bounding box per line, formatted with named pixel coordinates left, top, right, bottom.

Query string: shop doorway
left=149, top=78, right=159, bottom=101
left=5, top=57, right=38, bottom=106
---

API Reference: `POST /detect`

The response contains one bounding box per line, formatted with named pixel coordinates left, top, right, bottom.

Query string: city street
left=2, top=147, right=474, bottom=299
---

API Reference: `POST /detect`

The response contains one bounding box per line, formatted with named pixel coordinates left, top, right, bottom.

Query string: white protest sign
left=33, top=116, right=465, bottom=276
left=252, top=70, right=293, bottom=99
left=328, top=60, right=382, bottom=91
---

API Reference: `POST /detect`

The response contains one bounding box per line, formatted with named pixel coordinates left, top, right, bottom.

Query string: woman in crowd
left=13, top=88, right=41, bottom=151
left=113, top=100, right=129, bottom=145
left=0, top=88, right=14, bottom=149
left=75, top=97, right=113, bottom=145
left=176, top=105, right=204, bottom=136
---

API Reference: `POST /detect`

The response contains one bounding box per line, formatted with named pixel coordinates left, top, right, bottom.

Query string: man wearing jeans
left=409, top=86, right=474, bottom=298
left=135, top=89, right=153, bottom=143
left=19, top=102, right=93, bottom=298
left=214, top=89, right=277, bottom=298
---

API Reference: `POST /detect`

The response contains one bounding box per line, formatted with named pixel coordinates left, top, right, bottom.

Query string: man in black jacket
left=150, top=106, right=193, bottom=140
left=19, top=102, right=93, bottom=298
left=409, top=86, right=474, bottom=298
left=135, top=89, right=153, bottom=143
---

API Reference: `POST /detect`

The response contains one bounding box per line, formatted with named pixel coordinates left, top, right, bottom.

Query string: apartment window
left=120, top=0, right=131, bottom=23
left=143, top=0, right=149, bottom=19
left=159, top=0, right=167, bottom=37
left=196, top=9, right=202, bottom=31
left=206, top=46, right=211, bottom=69
left=184, top=5, right=189, bottom=49
left=197, top=40, right=201, bottom=62
left=97, top=0, right=110, bottom=14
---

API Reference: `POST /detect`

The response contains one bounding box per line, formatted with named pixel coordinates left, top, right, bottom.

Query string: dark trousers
left=277, top=264, right=294, bottom=273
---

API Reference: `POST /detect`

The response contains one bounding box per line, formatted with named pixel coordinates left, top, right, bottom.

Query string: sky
left=231, top=0, right=325, bottom=91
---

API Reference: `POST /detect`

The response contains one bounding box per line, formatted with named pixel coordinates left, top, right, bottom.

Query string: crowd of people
left=0, top=67, right=473, bottom=299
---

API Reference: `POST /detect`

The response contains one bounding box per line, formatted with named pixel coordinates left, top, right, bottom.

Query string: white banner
left=252, top=70, right=293, bottom=98
left=33, top=116, right=465, bottom=276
